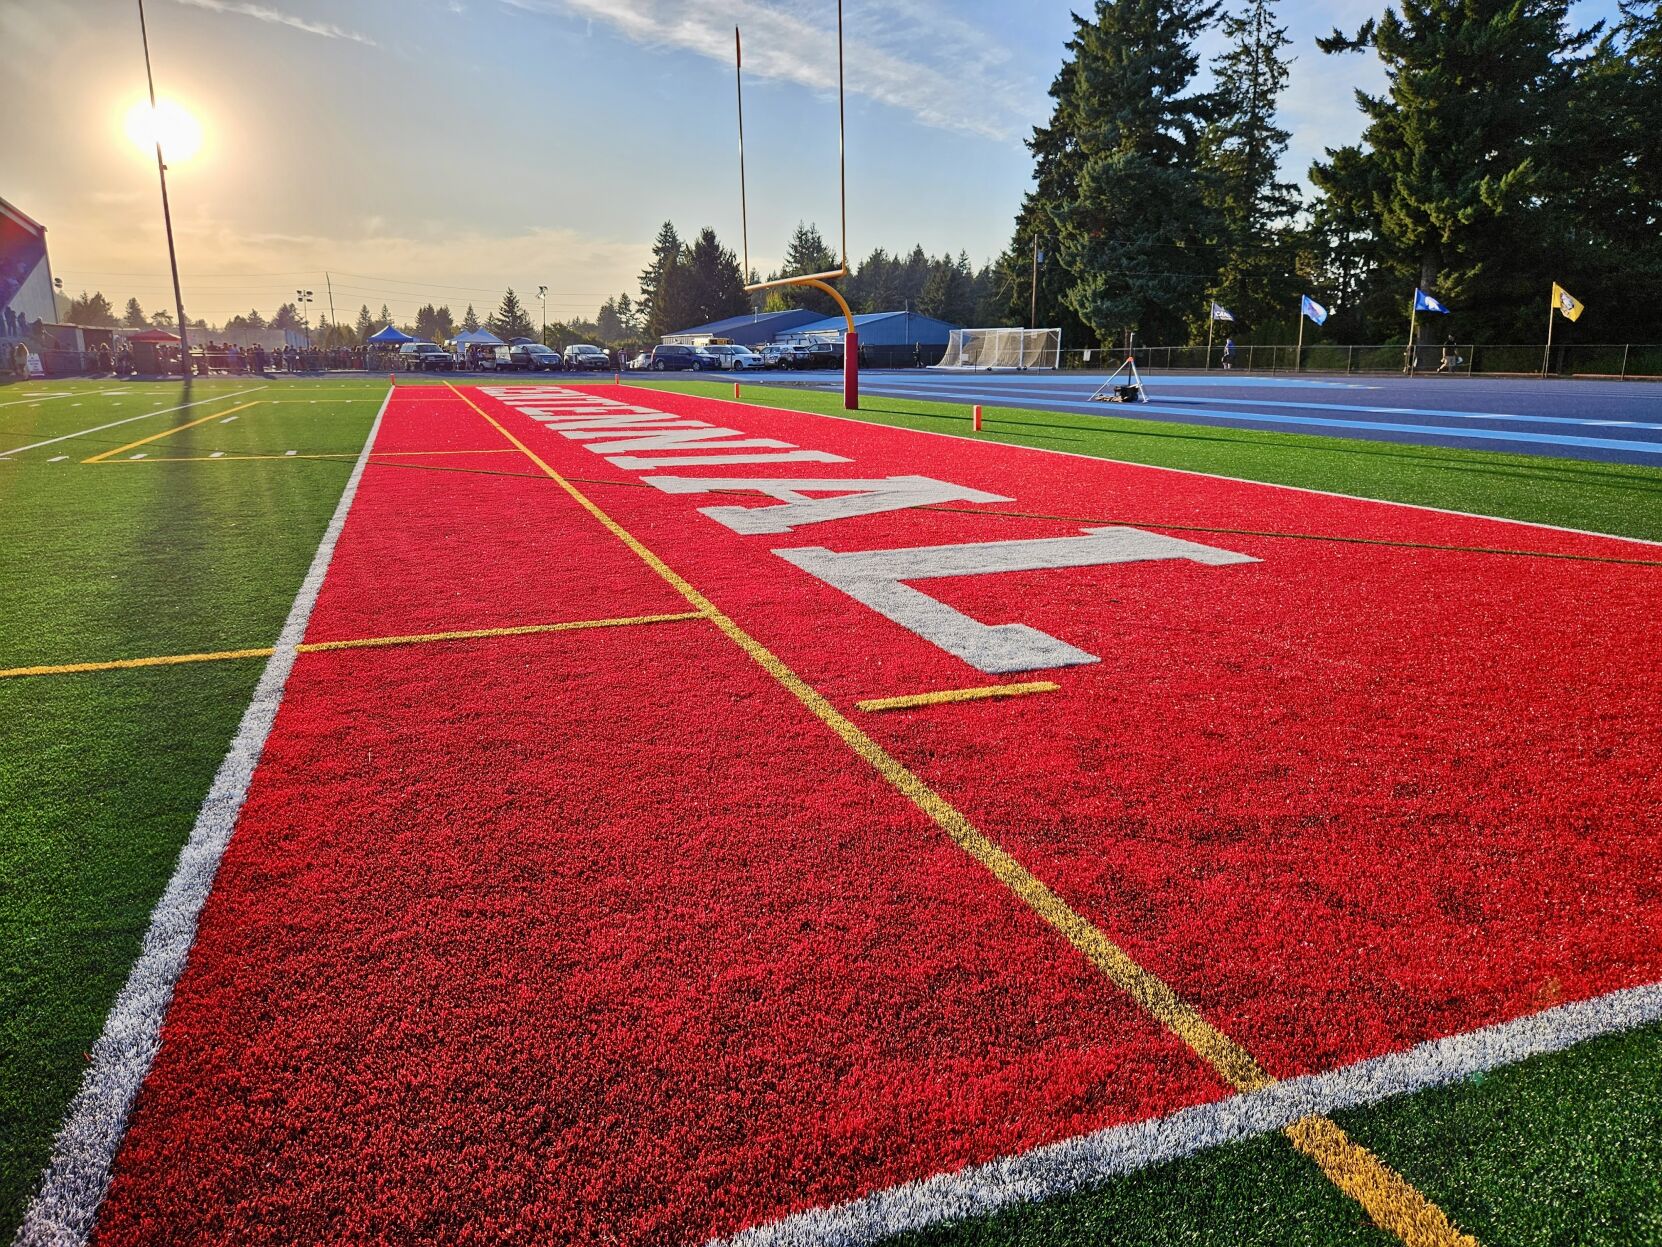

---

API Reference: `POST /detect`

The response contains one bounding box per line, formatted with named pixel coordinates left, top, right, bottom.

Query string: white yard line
left=14, top=387, right=391, bottom=1247
left=0, top=386, right=266, bottom=457
left=0, top=392, right=75, bottom=408
left=714, top=981, right=1662, bottom=1247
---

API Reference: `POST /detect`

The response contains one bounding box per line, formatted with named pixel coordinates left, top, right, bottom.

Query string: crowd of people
left=64, top=342, right=381, bottom=377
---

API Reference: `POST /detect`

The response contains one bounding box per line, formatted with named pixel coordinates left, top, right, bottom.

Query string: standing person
left=1437, top=334, right=1459, bottom=373
left=1221, top=337, right=1236, bottom=370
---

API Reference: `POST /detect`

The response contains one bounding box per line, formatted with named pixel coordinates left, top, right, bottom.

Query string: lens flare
left=123, top=99, right=203, bottom=164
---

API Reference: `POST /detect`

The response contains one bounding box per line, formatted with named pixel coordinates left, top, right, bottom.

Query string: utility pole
left=137, top=0, right=189, bottom=376
left=325, top=273, right=337, bottom=340
left=538, top=285, right=548, bottom=346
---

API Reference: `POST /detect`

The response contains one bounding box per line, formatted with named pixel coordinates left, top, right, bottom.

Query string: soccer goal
left=933, top=327, right=1062, bottom=370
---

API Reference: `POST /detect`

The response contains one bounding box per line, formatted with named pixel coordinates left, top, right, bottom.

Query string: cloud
left=170, top=0, right=378, bottom=46
left=499, top=0, right=1041, bottom=143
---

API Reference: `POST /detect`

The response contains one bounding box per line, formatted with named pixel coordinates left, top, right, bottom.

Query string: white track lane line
left=0, top=386, right=266, bottom=457
left=14, top=386, right=391, bottom=1247
left=715, top=981, right=1662, bottom=1247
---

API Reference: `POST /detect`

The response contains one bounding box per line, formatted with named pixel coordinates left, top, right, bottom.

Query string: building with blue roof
left=776, top=310, right=960, bottom=350
left=660, top=309, right=823, bottom=347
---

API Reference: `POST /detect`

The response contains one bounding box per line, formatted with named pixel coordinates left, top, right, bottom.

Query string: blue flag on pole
left=1413, top=288, right=1450, bottom=314
left=1210, top=302, right=1234, bottom=322
left=1300, top=295, right=1329, bottom=325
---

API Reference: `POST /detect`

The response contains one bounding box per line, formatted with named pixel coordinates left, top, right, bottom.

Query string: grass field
left=1, top=374, right=1658, bottom=1245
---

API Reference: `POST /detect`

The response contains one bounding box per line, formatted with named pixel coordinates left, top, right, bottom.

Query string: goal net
left=933, top=327, right=1061, bottom=370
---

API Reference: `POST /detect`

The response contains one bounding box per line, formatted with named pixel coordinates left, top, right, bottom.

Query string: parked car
left=699, top=344, right=764, bottom=370
left=563, top=343, right=610, bottom=371
left=509, top=344, right=563, bottom=372
left=646, top=344, right=700, bottom=372
left=398, top=342, right=453, bottom=372
left=693, top=348, right=724, bottom=371
left=626, top=351, right=651, bottom=371
left=759, top=343, right=793, bottom=368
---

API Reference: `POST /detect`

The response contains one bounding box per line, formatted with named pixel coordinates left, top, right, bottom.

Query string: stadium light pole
left=538, top=285, right=548, bottom=346
left=296, top=289, right=314, bottom=348
left=136, top=0, right=190, bottom=378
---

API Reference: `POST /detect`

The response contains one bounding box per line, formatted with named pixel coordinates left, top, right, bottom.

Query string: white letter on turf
left=776, top=527, right=1258, bottom=673
left=643, top=475, right=1012, bottom=534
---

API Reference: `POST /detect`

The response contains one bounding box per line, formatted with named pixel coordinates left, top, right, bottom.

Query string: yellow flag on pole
left=1551, top=283, right=1585, bottom=322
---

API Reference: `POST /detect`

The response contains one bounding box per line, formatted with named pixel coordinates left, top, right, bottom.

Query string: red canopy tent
left=124, top=329, right=181, bottom=343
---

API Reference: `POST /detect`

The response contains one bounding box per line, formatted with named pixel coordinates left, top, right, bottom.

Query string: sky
left=0, top=0, right=1622, bottom=330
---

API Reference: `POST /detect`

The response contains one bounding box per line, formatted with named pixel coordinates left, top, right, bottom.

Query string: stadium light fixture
left=296, top=289, right=314, bottom=348
left=136, top=0, right=191, bottom=377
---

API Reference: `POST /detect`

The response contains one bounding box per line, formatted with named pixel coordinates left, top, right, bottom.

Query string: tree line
left=994, top=0, right=1662, bottom=348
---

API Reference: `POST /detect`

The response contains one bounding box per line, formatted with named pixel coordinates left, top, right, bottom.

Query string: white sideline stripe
left=707, top=385, right=1662, bottom=550
left=714, top=981, right=1662, bottom=1247
left=0, top=386, right=266, bottom=457
left=14, top=386, right=392, bottom=1247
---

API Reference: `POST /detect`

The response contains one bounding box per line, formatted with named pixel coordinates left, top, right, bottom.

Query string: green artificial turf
left=886, top=1024, right=1662, bottom=1247
left=0, top=378, right=381, bottom=1232
left=632, top=378, right=1662, bottom=542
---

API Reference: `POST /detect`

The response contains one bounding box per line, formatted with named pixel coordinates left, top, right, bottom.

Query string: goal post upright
left=735, top=0, right=858, bottom=409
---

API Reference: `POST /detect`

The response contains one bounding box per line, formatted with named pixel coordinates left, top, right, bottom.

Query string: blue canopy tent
left=366, top=324, right=416, bottom=344
left=452, top=328, right=505, bottom=370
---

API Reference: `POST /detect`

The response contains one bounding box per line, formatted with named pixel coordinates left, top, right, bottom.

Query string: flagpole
left=1542, top=295, right=1555, bottom=378
left=1407, top=294, right=1418, bottom=375
left=1206, top=302, right=1214, bottom=371
left=1296, top=298, right=1305, bottom=373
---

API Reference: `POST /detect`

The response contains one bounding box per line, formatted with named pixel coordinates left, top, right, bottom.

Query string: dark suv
left=647, top=344, right=701, bottom=371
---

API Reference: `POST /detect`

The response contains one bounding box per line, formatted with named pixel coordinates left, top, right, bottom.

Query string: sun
left=123, top=99, right=203, bottom=164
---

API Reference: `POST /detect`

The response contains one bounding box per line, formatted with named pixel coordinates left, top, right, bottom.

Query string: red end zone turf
left=90, top=383, right=1662, bottom=1242
left=460, top=385, right=1662, bottom=1077
left=91, top=389, right=1223, bottom=1244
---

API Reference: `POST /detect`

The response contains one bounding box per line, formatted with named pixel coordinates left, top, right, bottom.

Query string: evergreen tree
left=1032, top=0, right=1223, bottom=346
left=461, top=304, right=480, bottom=333
left=595, top=298, right=627, bottom=343
left=616, top=293, right=641, bottom=335
left=766, top=223, right=842, bottom=315
left=414, top=304, right=456, bottom=342
left=271, top=302, right=302, bottom=330
left=489, top=288, right=535, bottom=340
left=243, top=308, right=267, bottom=329
left=1313, top=0, right=1596, bottom=338
left=637, top=221, right=682, bottom=329
left=122, top=297, right=147, bottom=328
left=686, top=227, right=752, bottom=326
left=149, top=308, right=174, bottom=329
left=649, top=250, right=702, bottom=339
left=1201, top=0, right=1301, bottom=335
left=65, top=291, right=118, bottom=326
left=354, top=304, right=373, bottom=339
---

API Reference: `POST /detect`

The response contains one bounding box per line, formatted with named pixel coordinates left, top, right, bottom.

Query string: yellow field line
left=856, top=681, right=1059, bottom=713
left=82, top=401, right=262, bottom=462
left=443, top=380, right=1477, bottom=1246
left=0, top=612, right=703, bottom=680
left=0, top=647, right=281, bottom=679
left=297, top=612, right=704, bottom=653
